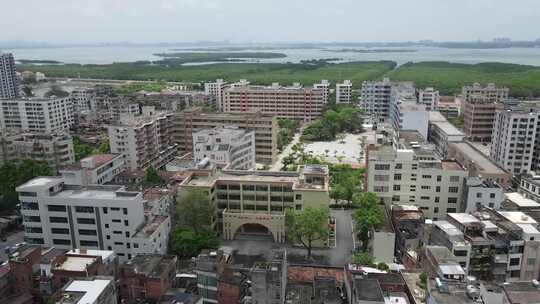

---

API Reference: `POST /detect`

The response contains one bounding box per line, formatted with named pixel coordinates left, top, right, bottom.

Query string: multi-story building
left=59, top=154, right=125, bottom=186
left=501, top=281, right=540, bottom=304
left=108, top=111, right=177, bottom=171
left=0, top=132, right=75, bottom=170
left=462, top=83, right=509, bottom=142
left=17, top=177, right=170, bottom=262
left=462, top=177, right=505, bottom=213
left=174, top=108, right=278, bottom=164
left=360, top=78, right=415, bottom=121
left=418, top=87, right=440, bottom=111
left=193, top=127, right=255, bottom=170
left=313, top=79, right=330, bottom=103
left=519, top=173, right=540, bottom=202
left=428, top=111, right=464, bottom=157
left=366, top=139, right=468, bottom=219
left=436, top=96, right=461, bottom=119
left=448, top=142, right=512, bottom=188
left=490, top=102, right=540, bottom=175
left=204, top=79, right=227, bottom=110
left=429, top=220, right=472, bottom=272
left=70, top=87, right=96, bottom=112
left=335, top=80, right=352, bottom=103
left=391, top=205, right=425, bottom=261
left=179, top=165, right=330, bottom=242
left=222, top=83, right=325, bottom=122
left=389, top=91, right=429, bottom=139
left=0, top=53, right=19, bottom=99
left=0, top=97, right=74, bottom=133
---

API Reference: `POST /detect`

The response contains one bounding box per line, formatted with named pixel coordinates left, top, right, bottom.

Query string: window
left=75, top=206, right=94, bottom=213
left=18, top=191, right=37, bottom=197
left=80, top=240, right=98, bottom=247
left=449, top=176, right=460, bottom=182
left=133, top=243, right=139, bottom=248
left=53, top=239, right=71, bottom=245
left=111, top=207, right=120, bottom=211
left=126, top=231, right=130, bottom=238
left=374, top=164, right=390, bottom=170
left=476, top=193, right=482, bottom=198
left=509, top=258, right=521, bottom=266
left=113, top=230, right=122, bottom=234
left=448, top=197, right=458, bottom=204
left=105, top=224, right=109, bottom=228
left=393, top=185, right=401, bottom=191
left=21, top=202, right=39, bottom=210
left=490, top=193, right=496, bottom=199
left=256, top=185, right=268, bottom=191
left=422, top=175, right=432, bottom=179
left=24, top=216, right=41, bottom=223
left=114, top=242, right=124, bottom=245
left=434, top=207, right=439, bottom=213
left=124, top=220, right=129, bottom=226
left=51, top=228, right=70, bottom=234
left=421, top=185, right=430, bottom=190
left=446, top=208, right=457, bottom=213
left=25, top=227, right=43, bottom=233
left=394, top=174, right=402, bottom=181
left=112, top=219, right=121, bottom=223
left=392, top=195, right=400, bottom=202
left=374, top=175, right=389, bottom=181
left=373, top=186, right=389, bottom=193
left=123, top=208, right=128, bottom=215
left=435, top=186, right=441, bottom=193
left=106, top=235, right=110, bottom=240
left=448, top=187, right=459, bottom=193
left=395, top=163, right=403, bottom=169
left=79, top=229, right=97, bottom=236
left=420, top=196, right=430, bottom=200
left=47, top=205, right=66, bottom=212
left=102, top=207, right=108, bottom=214
left=50, top=216, right=68, bottom=223
left=77, top=218, right=95, bottom=225
left=295, top=194, right=302, bottom=200
left=436, top=176, right=442, bottom=182
left=435, top=197, right=440, bottom=203
left=454, top=250, right=468, bottom=257
left=295, top=204, right=302, bottom=211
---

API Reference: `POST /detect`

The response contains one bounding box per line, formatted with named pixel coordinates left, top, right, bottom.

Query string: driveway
left=270, top=132, right=301, bottom=171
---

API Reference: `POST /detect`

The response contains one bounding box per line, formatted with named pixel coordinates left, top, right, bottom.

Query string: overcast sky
left=2, top=0, right=540, bottom=44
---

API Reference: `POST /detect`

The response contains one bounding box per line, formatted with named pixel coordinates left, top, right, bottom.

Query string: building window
left=77, top=218, right=96, bottom=225
left=436, top=176, right=442, bottom=182
left=133, top=243, right=139, bottom=248
left=448, top=187, right=459, bottom=193
left=53, top=239, right=71, bottom=245
left=75, top=206, right=94, bottom=213
left=295, top=194, right=302, bottom=200
left=448, top=197, right=458, bottom=204
left=374, top=164, right=390, bottom=170
left=434, top=207, right=439, bottom=213
left=446, top=208, right=457, bottom=213
left=374, top=175, right=389, bottom=181
left=50, top=216, right=68, bottom=223
left=47, top=205, right=66, bottom=212
left=80, top=240, right=98, bottom=247
left=393, top=185, right=401, bottom=191
left=422, top=175, right=432, bottom=179
left=394, top=174, right=402, bottom=181
left=449, top=176, right=460, bottom=182
left=103, top=207, right=108, bottom=214
left=79, top=229, right=97, bottom=236
left=123, top=208, right=128, bottom=215
left=395, top=163, right=403, bottom=170
left=509, top=258, right=521, bottom=266
left=51, top=228, right=70, bottom=234
left=476, top=193, right=482, bottom=198
left=490, top=193, right=496, bottom=199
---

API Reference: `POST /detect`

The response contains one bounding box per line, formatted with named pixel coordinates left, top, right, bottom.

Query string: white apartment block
left=313, top=80, right=330, bottom=103
left=0, top=97, right=74, bottom=133
left=60, top=154, right=125, bottom=186
left=361, top=78, right=415, bottom=121
left=519, top=174, right=540, bottom=202
left=193, top=126, right=256, bottom=170
left=463, top=177, right=505, bottom=213
left=389, top=91, right=429, bottom=139
left=367, top=143, right=468, bottom=219
left=204, top=79, right=227, bottom=110
left=108, top=112, right=177, bottom=171
left=428, top=111, right=465, bottom=157
left=0, top=53, right=19, bottom=99
left=429, top=220, right=472, bottom=272
left=71, top=87, right=97, bottom=112
left=462, top=82, right=509, bottom=103
left=490, top=104, right=540, bottom=175
left=17, top=177, right=170, bottom=262
left=418, top=87, right=440, bottom=111
left=336, top=80, right=352, bottom=103
left=0, top=132, right=75, bottom=170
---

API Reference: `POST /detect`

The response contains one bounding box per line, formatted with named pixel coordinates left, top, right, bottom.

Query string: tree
left=0, top=160, right=52, bottom=210
left=377, top=262, right=390, bottom=271
left=95, top=141, right=110, bottom=154
left=351, top=252, right=375, bottom=266
left=144, top=166, right=163, bottom=186
left=73, top=136, right=94, bottom=161
left=176, top=190, right=215, bottom=233
left=22, top=85, right=34, bottom=97
left=352, top=192, right=384, bottom=251
left=171, top=227, right=220, bottom=259
left=286, top=206, right=329, bottom=260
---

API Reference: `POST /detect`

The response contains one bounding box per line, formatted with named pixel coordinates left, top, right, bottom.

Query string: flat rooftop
left=54, top=256, right=97, bottom=272
left=431, top=120, right=465, bottom=136
left=498, top=211, right=538, bottom=225
left=441, top=160, right=465, bottom=171
left=433, top=221, right=464, bottom=237
left=505, top=192, right=540, bottom=208
left=448, top=213, right=481, bottom=225
left=67, top=249, right=116, bottom=264
left=450, top=142, right=506, bottom=174
left=502, top=281, right=540, bottom=304
left=62, top=279, right=112, bottom=304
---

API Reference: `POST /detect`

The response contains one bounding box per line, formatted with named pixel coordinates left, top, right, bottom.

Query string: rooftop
left=441, top=160, right=465, bottom=171
left=125, top=254, right=176, bottom=278
left=428, top=111, right=448, bottom=122
left=133, top=215, right=169, bottom=238
left=505, top=192, right=540, bottom=208
left=430, top=120, right=465, bottom=137
left=60, top=279, right=113, bottom=304
left=67, top=249, right=116, bottom=264
left=449, top=142, right=506, bottom=174
left=502, top=281, right=540, bottom=304
left=448, top=213, right=482, bottom=225
left=433, top=221, right=464, bottom=237
left=54, top=256, right=97, bottom=272
left=498, top=211, right=538, bottom=225
left=354, top=278, right=385, bottom=302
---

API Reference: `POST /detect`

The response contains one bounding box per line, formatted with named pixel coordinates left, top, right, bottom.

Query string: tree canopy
left=44, top=85, right=69, bottom=98
left=176, top=190, right=215, bottom=233
left=171, top=227, right=220, bottom=259
left=351, top=252, right=376, bottom=267
left=352, top=192, right=385, bottom=251
left=143, top=166, right=164, bottom=186
left=0, top=160, right=52, bottom=210
left=302, top=105, right=363, bottom=141
left=286, top=206, right=329, bottom=260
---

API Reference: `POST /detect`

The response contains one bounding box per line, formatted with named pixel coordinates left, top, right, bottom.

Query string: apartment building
left=108, top=111, right=177, bottom=171
left=519, top=173, right=540, bottom=202
left=436, top=96, right=461, bottom=119
left=366, top=140, right=468, bottom=219
left=0, top=53, right=19, bottom=99
left=204, top=79, right=227, bottom=109
left=360, top=78, right=415, bottom=121
left=448, top=142, right=512, bottom=188
left=462, top=83, right=509, bottom=142
left=418, top=87, right=440, bottom=111
left=313, top=79, right=330, bottom=103
left=179, top=165, right=330, bottom=243
left=429, top=221, right=472, bottom=272
left=490, top=102, right=540, bottom=175
left=71, top=87, right=96, bottom=112
left=17, top=177, right=170, bottom=262
left=193, top=127, right=256, bottom=170
left=389, top=91, right=429, bottom=139
left=335, top=80, right=352, bottom=103
left=0, top=132, right=75, bottom=170
left=174, top=108, right=278, bottom=164
left=0, top=97, right=74, bottom=133
left=462, top=177, right=505, bottom=213
left=428, top=111, right=465, bottom=157
left=391, top=205, right=425, bottom=261
left=59, top=154, right=125, bottom=186
left=222, top=82, right=325, bottom=122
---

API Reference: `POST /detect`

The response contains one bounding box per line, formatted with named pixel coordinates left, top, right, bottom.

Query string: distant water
left=6, top=45, right=540, bottom=66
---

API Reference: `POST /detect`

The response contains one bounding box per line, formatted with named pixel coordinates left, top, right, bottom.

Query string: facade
left=366, top=142, right=468, bottom=219
left=436, top=96, right=461, bottom=119
left=462, top=83, right=509, bottom=142
left=462, top=177, right=505, bottom=213
left=193, top=127, right=256, bottom=170
left=17, top=177, right=170, bottom=262
left=519, top=174, right=540, bottom=202
left=313, top=79, right=330, bottom=103
left=0, top=132, right=75, bottom=170
left=179, top=165, right=330, bottom=242
left=59, top=154, right=125, bottom=186
left=428, top=111, right=465, bottom=157
left=448, top=142, right=512, bottom=188
left=490, top=103, right=540, bottom=175
left=429, top=220, right=472, bottom=272
left=335, top=80, right=352, bottom=103
left=391, top=205, right=425, bottom=261
left=204, top=79, right=227, bottom=110
left=71, top=87, right=96, bottom=112
left=0, top=97, right=74, bottom=133
left=108, top=112, right=177, bottom=171
left=57, top=277, right=117, bottom=304
left=418, top=87, right=440, bottom=111
left=0, top=53, right=19, bottom=99
left=174, top=108, right=278, bottom=164
left=222, top=83, right=325, bottom=122
left=360, top=78, right=415, bottom=121
left=369, top=206, right=395, bottom=264
left=389, top=91, right=429, bottom=139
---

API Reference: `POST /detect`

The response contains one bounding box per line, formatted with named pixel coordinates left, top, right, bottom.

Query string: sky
left=2, top=0, right=540, bottom=44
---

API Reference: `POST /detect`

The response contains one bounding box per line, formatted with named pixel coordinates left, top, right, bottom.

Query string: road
left=270, top=132, right=301, bottom=171
left=0, top=230, right=24, bottom=262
